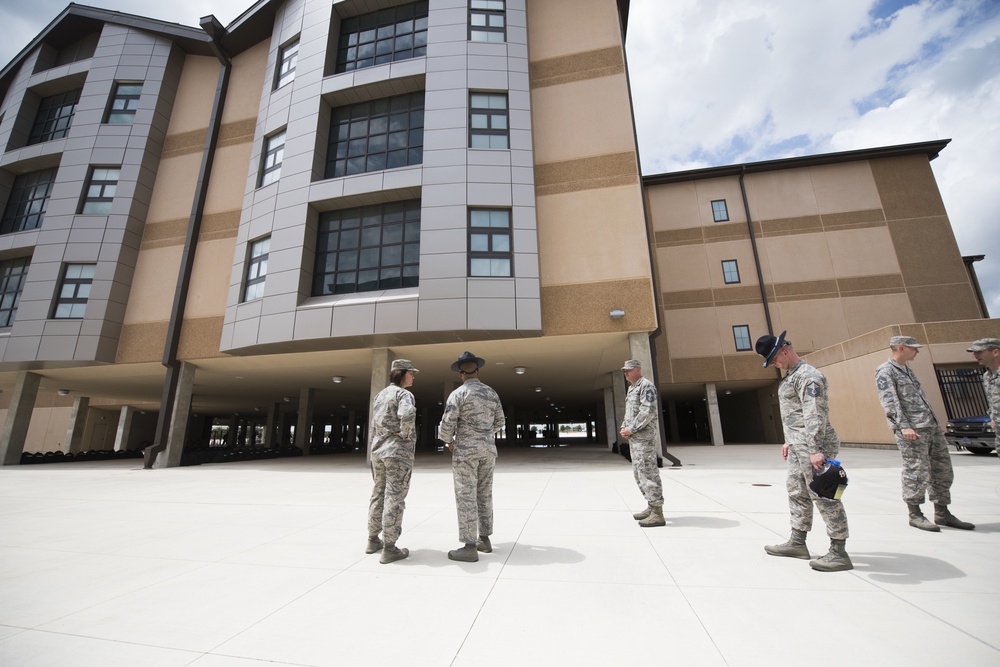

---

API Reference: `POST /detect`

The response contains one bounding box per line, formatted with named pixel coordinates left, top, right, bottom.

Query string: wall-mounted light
left=332, top=376, right=344, bottom=384
left=57, top=389, right=70, bottom=396
left=283, top=396, right=292, bottom=402
left=609, top=309, right=625, bottom=319
left=534, top=386, right=542, bottom=393
left=514, top=366, right=526, bottom=375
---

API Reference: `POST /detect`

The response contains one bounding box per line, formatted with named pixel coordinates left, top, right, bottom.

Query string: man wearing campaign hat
left=968, top=337, right=1000, bottom=458
left=366, top=359, right=420, bottom=563
left=439, top=351, right=506, bottom=563
left=754, top=331, right=852, bottom=572
left=619, top=359, right=666, bottom=528
left=875, top=336, right=974, bottom=531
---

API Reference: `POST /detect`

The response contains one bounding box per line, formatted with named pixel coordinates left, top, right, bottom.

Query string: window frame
left=0, top=256, right=30, bottom=327
left=733, top=324, right=752, bottom=352
left=53, top=263, right=95, bottom=319
left=274, top=39, right=299, bottom=90
left=469, top=0, right=506, bottom=42
left=469, top=92, right=509, bottom=149
left=28, top=88, right=81, bottom=145
left=325, top=92, right=425, bottom=179
left=1, top=167, right=56, bottom=234
left=243, top=237, right=270, bottom=302
left=104, top=82, right=142, bottom=125
left=334, top=2, right=429, bottom=74
left=259, top=130, right=286, bottom=187
left=79, top=167, right=120, bottom=215
left=468, top=208, right=512, bottom=277
left=711, top=199, right=729, bottom=223
left=721, top=259, right=741, bottom=285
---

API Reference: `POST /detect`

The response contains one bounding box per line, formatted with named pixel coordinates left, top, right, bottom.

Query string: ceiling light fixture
left=609, top=309, right=625, bottom=319
left=534, top=386, right=542, bottom=393
left=332, top=376, right=344, bottom=384
left=514, top=366, right=526, bottom=375
left=57, top=389, right=70, bottom=396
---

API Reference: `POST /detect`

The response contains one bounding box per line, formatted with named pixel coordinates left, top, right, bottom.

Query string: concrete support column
left=114, top=406, right=135, bottom=452
left=603, top=387, right=617, bottom=450
left=155, top=361, right=195, bottom=468
left=226, top=414, right=237, bottom=448
left=368, top=348, right=391, bottom=463
left=0, top=371, right=41, bottom=465
left=666, top=399, right=680, bottom=443
left=705, top=382, right=725, bottom=447
left=297, top=388, right=315, bottom=455
left=65, top=396, right=91, bottom=454
left=265, top=403, right=279, bottom=448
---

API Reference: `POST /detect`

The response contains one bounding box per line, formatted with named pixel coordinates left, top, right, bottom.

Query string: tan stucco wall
left=526, top=0, right=622, bottom=61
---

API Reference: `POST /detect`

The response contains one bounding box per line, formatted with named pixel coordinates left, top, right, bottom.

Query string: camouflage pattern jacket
left=438, top=378, right=505, bottom=462
left=370, top=384, right=416, bottom=460
left=874, top=357, right=938, bottom=432
left=983, top=368, right=1000, bottom=427
left=779, top=360, right=839, bottom=452
left=621, top=375, right=659, bottom=440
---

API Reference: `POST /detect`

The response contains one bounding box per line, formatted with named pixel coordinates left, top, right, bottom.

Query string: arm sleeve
left=629, top=382, right=658, bottom=432
left=798, top=378, right=826, bottom=452
left=438, top=394, right=459, bottom=442
left=397, top=390, right=416, bottom=442
left=876, top=369, right=908, bottom=431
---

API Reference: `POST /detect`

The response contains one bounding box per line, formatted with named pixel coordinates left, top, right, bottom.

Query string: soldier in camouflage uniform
left=875, top=336, right=974, bottom=531
left=968, top=337, right=1000, bottom=457
left=366, top=359, right=419, bottom=564
left=755, top=331, right=852, bottom=572
left=619, top=359, right=666, bottom=527
left=438, top=351, right=505, bottom=563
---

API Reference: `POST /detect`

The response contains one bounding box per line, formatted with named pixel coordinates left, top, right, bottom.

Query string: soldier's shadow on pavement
left=850, top=552, right=966, bottom=584
left=401, top=544, right=585, bottom=569
left=966, top=522, right=1000, bottom=533
left=662, top=516, right=741, bottom=529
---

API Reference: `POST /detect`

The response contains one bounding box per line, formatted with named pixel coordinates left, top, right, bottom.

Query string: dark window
left=79, top=167, right=120, bottom=215
left=733, top=325, right=752, bottom=352
left=469, top=208, right=512, bottom=277
left=722, top=259, right=740, bottom=284
left=470, top=0, right=506, bottom=42
left=275, top=40, right=299, bottom=89
left=335, top=2, right=429, bottom=73
left=314, top=200, right=420, bottom=296
left=104, top=83, right=142, bottom=124
left=711, top=199, right=729, bottom=222
left=0, top=256, right=30, bottom=327
left=469, top=92, right=508, bottom=149
left=260, top=130, right=285, bottom=187
left=243, top=237, right=270, bottom=302
left=53, top=263, right=95, bottom=319
left=1, top=168, right=56, bottom=234
left=325, top=93, right=424, bottom=179
left=28, top=89, right=81, bottom=145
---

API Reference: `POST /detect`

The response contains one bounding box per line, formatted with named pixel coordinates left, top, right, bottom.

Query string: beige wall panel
left=870, top=155, right=947, bottom=221
left=185, top=239, right=238, bottom=319
left=526, top=0, right=622, bottom=62
left=769, top=299, right=850, bottom=353
left=146, top=153, right=202, bottom=223
left=841, top=294, right=915, bottom=338
left=123, top=246, right=182, bottom=325
left=714, top=303, right=770, bottom=354
left=646, top=182, right=700, bottom=231
left=166, top=55, right=219, bottom=135
left=808, top=162, right=882, bottom=214
left=826, top=227, right=901, bottom=277
left=822, top=352, right=895, bottom=445
left=23, top=407, right=73, bottom=454
left=221, top=41, right=268, bottom=125
left=205, top=143, right=255, bottom=214
left=694, top=178, right=746, bottom=225
left=908, top=284, right=982, bottom=323
left=704, top=241, right=760, bottom=288
left=745, top=169, right=819, bottom=221
left=665, top=308, right=724, bottom=358
left=759, top=234, right=835, bottom=283
left=540, top=279, right=656, bottom=335
left=886, top=218, right=970, bottom=287
left=657, top=245, right=712, bottom=292
left=536, top=186, right=649, bottom=285
left=530, top=76, right=636, bottom=163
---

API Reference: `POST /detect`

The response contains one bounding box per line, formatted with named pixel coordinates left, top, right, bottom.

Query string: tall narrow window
left=104, top=83, right=142, bottom=124
left=243, top=237, right=270, bottom=302
left=335, top=2, right=429, bottom=73
left=275, top=39, right=299, bottom=89
left=469, top=209, right=512, bottom=277
left=325, top=93, right=424, bottom=178
left=1, top=167, right=56, bottom=234
left=470, top=0, right=506, bottom=42
left=722, top=259, right=740, bottom=284
left=314, top=200, right=420, bottom=296
left=53, top=263, right=95, bottom=319
left=260, top=130, right=286, bottom=187
left=469, top=92, right=508, bottom=149
left=0, top=256, right=30, bottom=327
left=79, top=167, right=120, bottom=215
left=733, top=325, right=752, bottom=352
left=28, top=89, right=81, bottom=145
left=711, top=199, right=729, bottom=222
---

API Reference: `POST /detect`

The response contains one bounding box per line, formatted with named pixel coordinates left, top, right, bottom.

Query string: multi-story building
left=0, top=0, right=994, bottom=467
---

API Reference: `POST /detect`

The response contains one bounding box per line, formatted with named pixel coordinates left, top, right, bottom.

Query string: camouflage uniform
left=983, top=368, right=1000, bottom=452
left=875, top=357, right=954, bottom=505
left=367, top=384, right=416, bottom=546
left=620, top=374, right=664, bottom=507
left=438, top=378, right=505, bottom=545
left=778, top=360, right=848, bottom=539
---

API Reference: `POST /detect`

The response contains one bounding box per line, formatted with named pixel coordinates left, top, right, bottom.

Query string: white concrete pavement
left=0, top=444, right=997, bottom=667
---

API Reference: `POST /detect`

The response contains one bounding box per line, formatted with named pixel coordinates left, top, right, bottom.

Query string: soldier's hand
left=809, top=451, right=826, bottom=470
left=780, top=444, right=789, bottom=460
left=901, top=427, right=918, bottom=440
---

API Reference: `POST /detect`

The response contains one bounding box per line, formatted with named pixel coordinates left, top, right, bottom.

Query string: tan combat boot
left=365, top=536, right=384, bottom=554
left=809, top=539, right=853, bottom=572
left=764, top=528, right=810, bottom=559
left=633, top=505, right=653, bottom=520
left=934, top=504, right=975, bottom=530
left=379, top=544, right=409, bottom=564
left=448, top=543, right=479, bottom=562
left=907, top=503, right=940, bottom=532
left=637, top=505, right=666, bottom=528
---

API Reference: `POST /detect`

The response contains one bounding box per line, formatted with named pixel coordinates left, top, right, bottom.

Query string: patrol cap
left=754, top=330, right=787, bottom=368
left=450, top=351, right=486, bottom=372
left=967, top=337, right=1000, bottom=352
left=621, top=359, right=642, bottom=371
left=391, top=359, right=419, bottom=373
left=889, top=335, right=922, bottom=348
left=809, top=461, right=849, bottom=500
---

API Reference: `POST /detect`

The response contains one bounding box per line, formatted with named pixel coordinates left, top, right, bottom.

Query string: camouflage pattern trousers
left=896, top=427, right=953, bottom=505
left=786, top=443, right=848, bottom=539
left=368, top=456, right=413, bottom=546
left=453, top=456, right=495, bottom=545
left=629, top=435, right=664, bottom=507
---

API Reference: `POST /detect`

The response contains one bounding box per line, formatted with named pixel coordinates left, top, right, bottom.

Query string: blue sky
left=2, top=0, right=999, bottom=316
